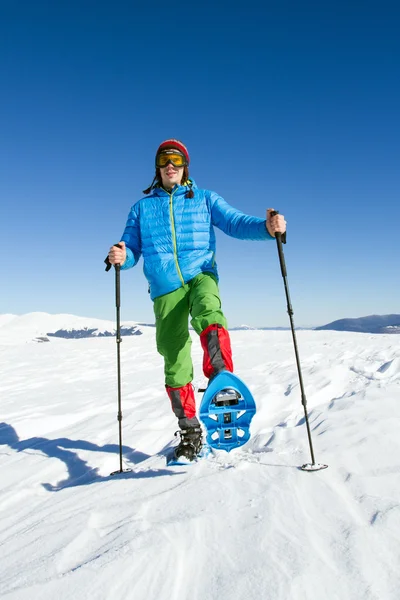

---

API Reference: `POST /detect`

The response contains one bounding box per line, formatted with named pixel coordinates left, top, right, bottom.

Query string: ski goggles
left=156, top=150, right=187, bottom=168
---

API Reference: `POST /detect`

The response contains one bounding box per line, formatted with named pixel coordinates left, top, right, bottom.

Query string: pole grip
left=269, top=211, right=287, bottom=277
left=269, top=210, right=287, bottom=245
left=104, top=243, right=124, bottom=272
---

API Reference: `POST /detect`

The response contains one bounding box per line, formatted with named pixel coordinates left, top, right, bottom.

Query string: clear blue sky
left=1, top=1, right=399, bottom=327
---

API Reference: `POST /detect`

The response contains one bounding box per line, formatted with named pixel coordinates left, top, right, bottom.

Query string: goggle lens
left=156, top=151, right=187, bottom=168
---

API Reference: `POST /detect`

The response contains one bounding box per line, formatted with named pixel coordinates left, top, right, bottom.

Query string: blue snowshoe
left=199, top=371, right=256, bottom=452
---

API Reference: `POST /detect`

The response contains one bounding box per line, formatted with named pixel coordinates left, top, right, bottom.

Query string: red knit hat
left=156, top=139, right=190, bottom=165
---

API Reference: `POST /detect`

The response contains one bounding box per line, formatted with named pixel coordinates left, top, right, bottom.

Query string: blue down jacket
left=120, top=180, right=273, bottom=300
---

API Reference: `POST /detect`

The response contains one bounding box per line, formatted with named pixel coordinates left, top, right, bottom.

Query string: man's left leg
left=189, top=272, right=234, bottom=380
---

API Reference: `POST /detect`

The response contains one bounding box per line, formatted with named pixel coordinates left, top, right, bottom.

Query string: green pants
left=153, top=272, right=228, bottom=388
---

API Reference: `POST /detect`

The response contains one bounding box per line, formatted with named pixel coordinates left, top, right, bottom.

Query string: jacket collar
left=153, top=179, right=197, bottom=197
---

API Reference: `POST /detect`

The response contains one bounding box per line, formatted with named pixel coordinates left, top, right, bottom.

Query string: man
left=108, top=139, right=286, bottom=461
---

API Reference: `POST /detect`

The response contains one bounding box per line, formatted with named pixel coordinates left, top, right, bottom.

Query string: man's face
left=160, top=164, right=184, bottom=189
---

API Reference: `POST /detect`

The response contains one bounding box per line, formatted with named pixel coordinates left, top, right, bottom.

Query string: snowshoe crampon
left=199, top=371, right=256, bottom=452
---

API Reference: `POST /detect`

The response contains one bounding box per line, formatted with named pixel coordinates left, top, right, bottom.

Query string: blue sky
left=1, top=1, right=399, bottom=327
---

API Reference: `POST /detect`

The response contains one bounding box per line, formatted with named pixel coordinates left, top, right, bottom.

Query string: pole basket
left=300, top=463, right=329, bottom=472
left=110, top=467, right=132, bottom=476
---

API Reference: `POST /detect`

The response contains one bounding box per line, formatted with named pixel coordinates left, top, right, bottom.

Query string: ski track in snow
left=0, top=327, right=400, bottom=599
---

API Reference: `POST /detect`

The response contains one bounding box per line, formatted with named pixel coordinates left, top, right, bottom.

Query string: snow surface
left=0, top=316, right=400, bottom=599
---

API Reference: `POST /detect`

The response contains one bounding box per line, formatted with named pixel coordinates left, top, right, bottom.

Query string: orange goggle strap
left=156, top=150, right=187, bottom=168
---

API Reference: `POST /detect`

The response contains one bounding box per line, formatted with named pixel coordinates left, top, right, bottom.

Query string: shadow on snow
left=0, top=422, right=180, bottom=491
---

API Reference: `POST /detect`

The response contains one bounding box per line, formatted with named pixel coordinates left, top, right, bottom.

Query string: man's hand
left=108, top=241, right=127, bottom=265
left=266, top=209, right=286, bottom=237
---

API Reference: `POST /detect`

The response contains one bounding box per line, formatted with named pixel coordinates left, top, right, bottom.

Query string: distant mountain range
left=1, top=312, right=399, bottom=343
left=315, top=314, right=400, bottom=334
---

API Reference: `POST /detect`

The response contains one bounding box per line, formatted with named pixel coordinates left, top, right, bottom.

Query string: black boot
left=174, top=426, right=203, bottom=461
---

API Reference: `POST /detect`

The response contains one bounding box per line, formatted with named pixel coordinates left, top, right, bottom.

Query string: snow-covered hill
left=0, top=322, right=399, bottom=599
left=0, top=312, right=144, bottom=343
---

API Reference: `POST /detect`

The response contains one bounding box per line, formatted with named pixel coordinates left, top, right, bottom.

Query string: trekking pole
left=105, top=245, right=132, bottom=475
left=270, top=212, right=328, bottom=472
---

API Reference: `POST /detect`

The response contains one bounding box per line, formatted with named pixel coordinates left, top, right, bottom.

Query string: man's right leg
left=154, top=286, right=200, bottom=429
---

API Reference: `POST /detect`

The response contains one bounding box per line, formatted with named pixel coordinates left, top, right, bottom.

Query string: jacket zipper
left=168, top=189, right=185, bottom=286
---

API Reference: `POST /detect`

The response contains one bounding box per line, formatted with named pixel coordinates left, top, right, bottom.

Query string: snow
left=0, top=316, right=400, bottom=599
